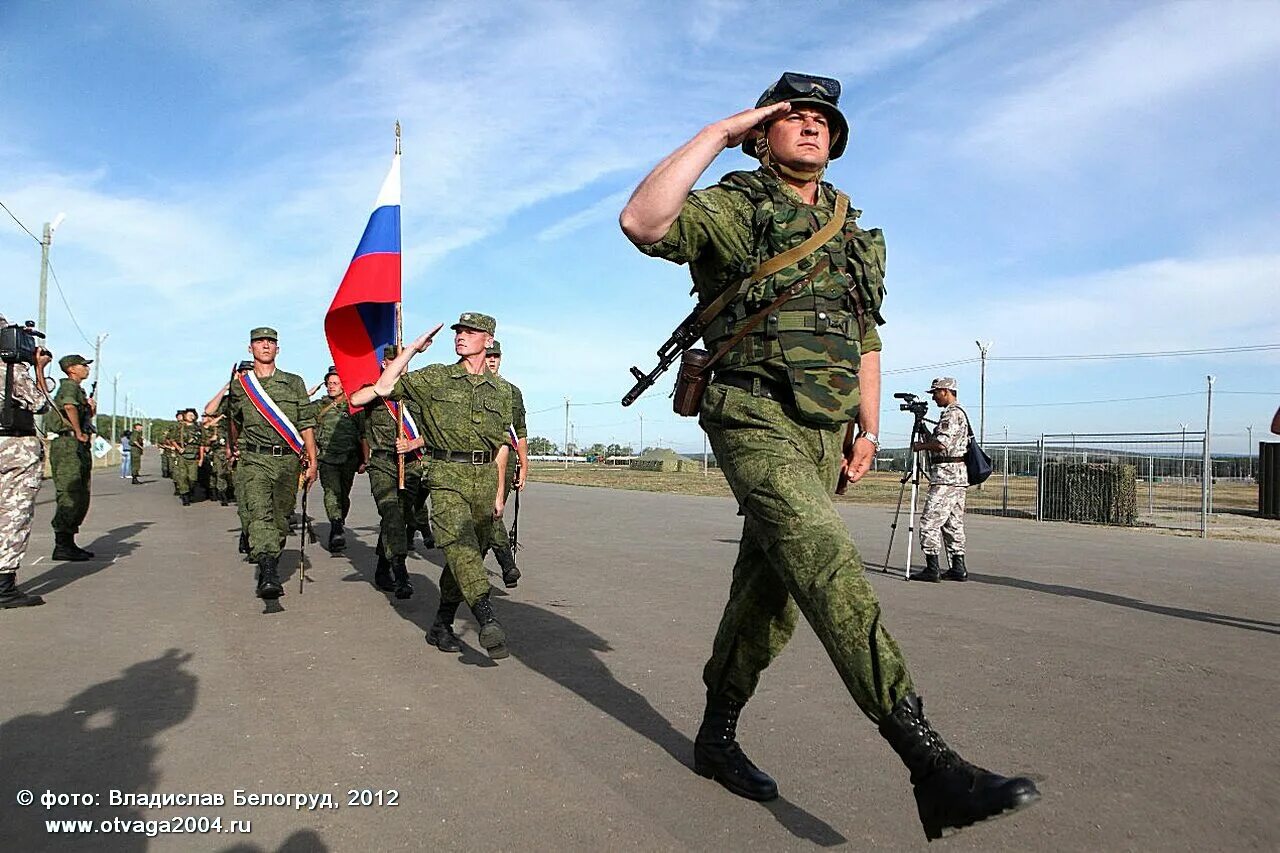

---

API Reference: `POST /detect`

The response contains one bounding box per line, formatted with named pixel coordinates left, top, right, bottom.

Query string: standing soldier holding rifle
left=127, top=421, right=144, bottom=484
left=45, top=354, right=96, bottom=562
left=619, top=72, right=1038, bottom=839
left=225, top=327, right=317, bottom=599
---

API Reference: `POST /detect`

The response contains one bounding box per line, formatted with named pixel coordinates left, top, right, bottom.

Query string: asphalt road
left=1, top=460, right=1277, bottom=852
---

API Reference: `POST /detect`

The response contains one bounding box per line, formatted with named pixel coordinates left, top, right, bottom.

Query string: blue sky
left=2, top=0, right=1277, bottom=454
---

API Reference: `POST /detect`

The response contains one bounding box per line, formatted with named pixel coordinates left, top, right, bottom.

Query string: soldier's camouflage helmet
left=451, top=312, right=496, bottom=334
left=743, top=72, right=849, bottom=160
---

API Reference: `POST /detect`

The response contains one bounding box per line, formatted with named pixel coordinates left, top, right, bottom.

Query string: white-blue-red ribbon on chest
left=238, top=372, right=305, bottom=455
left=383, top=400, right=422, bottom=460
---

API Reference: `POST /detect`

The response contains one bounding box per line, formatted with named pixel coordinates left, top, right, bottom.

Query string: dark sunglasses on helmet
left=778, top=73, right=841, bottom=102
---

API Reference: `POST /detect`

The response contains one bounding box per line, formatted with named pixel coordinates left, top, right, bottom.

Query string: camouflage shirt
left=128, top=428, right=144, bottom=453
left=926, top=404, right=970, bottom=486
left=176, top=422, right=203, bottom=459
left=42, top=378, right=88, bottom=435
left=313, top=396, right=362, bottom=463
left=226, top=368, right=316, bottom=448
left=390, top=362, right=513, bottom=455
left=359, top=397, right=426, bottom=454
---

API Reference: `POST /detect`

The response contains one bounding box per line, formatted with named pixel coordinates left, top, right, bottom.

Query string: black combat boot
left=390, top=555, right=413, bottom=599
left=181, top=492, right=192, bottom=506
left=373, top=549, right=394, bottom=592
left=0, top=572, right=44, bottom=608
left=255, top=555, right=284, bottom=599
left=328, top=519, right=346, bottom=552
left=915, top=553, right=942, bottom=582
left=52, top=533, right=90, bottom=562
left=879, top=695, right=1039, bottom=840
left=693, top=695, right=779, bottom=801
left=470, top=594, right=508, bottom=659
left=420, top=525, right=435, bottom=549
left=238, top=529, right=250, bottom=554
left=131, top=474, right=141, bottom=485
left=943, top=554, right=968, bottom=582
left=426, top=601, right=463, bottom=652
left=492, top=544, right=521, bottom=588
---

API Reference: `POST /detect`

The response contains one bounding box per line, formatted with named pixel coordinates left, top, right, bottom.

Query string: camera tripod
left=881, top=410, right=934, bottom=580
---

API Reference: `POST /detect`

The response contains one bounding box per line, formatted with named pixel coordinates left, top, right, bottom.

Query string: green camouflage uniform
left=128, top=427, right=144, bottom=477
left=227, top=370, right=315, bottom=560
left=203, top=421, right=231, bottom=498
left=360, top=398, right=427, bottom=558
left=44, top=379, right=92, bottom=536
left=489, top=380, right=525, bottom=550
left=315, top=395, right=363, bottom=522
left=637, top=166, right=913, bottom=723
left=172, top=421, right=202, bottom=496
left=160, top=425, right=174, bottom=479
left=390, top=362, right=512, bottom=606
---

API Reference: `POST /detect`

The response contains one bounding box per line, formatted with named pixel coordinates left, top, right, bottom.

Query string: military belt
left=932, top=456, right=965, bottom=463
left=240, top=443, right=298, bottom=457
left=726, top=310, right=855, bottom=338
left=426, top=448, right=494, bottom=464
left=712, top=372, right=793, bottom=403
left=0, top=428, right=38, bottom=437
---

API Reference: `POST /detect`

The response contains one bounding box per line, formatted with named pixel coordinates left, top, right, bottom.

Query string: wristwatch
left=859, top=431, right=880, bottom=450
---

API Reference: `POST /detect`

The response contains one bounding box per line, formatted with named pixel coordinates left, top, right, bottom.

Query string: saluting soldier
left=620, top=72, right=1038, bottom=838
left=483, top=340, right=527, bottom=588
left=357, top=347, right=426, bottom=598
left=350, top=313, right=514, bottom=660
left=44, top=354, right=96, bottom=561
left=127, top=422, right=144, bottom=484
left=225, top=327, right=317, bottom=599
left=313, top=367, right=364, bottom=552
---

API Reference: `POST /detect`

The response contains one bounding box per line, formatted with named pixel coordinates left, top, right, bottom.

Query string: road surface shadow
left=0, top=648, right=198, bottom=853
left=219, top=829, right=328, bottom=853
left=969, top=573, right=1280, bottom=635
left=23, top=522, right=152, bottom=599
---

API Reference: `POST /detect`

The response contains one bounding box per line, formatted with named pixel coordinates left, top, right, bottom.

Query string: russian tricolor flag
left=325, top=152, right=401, bottom=397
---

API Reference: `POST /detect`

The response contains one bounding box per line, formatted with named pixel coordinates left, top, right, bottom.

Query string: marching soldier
left=173, top=408, right=202, bottom=506
left=225, top=327, right=317, bottom=599
left=911, top=377, right=971, bottom=582
left=314, top=368, right=364, bottom=552
left=128, top=422, right=144, bottom=484
left=350, top=313, right=515, bottom=660
left=357, top=347, right=426, bottom=598
left=202, top=412, right=232, bottom=505
left=619, top=72, right=1038, bottom=838
left=44, top=354, right=96, bottom=561
left=483, top=341, right=527, bottom=587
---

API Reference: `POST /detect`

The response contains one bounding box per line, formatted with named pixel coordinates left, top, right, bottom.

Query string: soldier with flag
left=225, top=326, right=317, bottom=599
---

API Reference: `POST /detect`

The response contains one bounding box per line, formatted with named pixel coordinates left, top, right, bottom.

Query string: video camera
left=0, top=320, right=45, bottom=366
left=894, top=391, right=929, bottom=418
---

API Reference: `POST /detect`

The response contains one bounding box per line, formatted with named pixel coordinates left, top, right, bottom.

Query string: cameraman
left=0, top=314, right=52, bottom=608
left=910, top=377, right=970, bottom=582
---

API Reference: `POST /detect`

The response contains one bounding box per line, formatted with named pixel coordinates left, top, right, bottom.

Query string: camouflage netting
left=629, top=448, right=696, bottom=473
left=1042, top=462, right=1138, bottom=525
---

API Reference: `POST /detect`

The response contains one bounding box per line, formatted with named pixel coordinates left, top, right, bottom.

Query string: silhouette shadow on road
left=0, top=648, right=198, bottom=853
left=23, top=521, right=152, bottom=600
left=219, top=829, right=329, bottom=853
left=969, top=573, right=1280, bottom=636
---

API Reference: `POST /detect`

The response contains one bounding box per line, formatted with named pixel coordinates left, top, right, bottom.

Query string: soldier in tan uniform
left=0, top=317, right=51, bottom=608
left=911, top=377, right=971, bottom=582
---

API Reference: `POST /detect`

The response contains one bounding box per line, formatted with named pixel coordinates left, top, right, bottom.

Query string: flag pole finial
left=394, top=120, right=401, bottom=155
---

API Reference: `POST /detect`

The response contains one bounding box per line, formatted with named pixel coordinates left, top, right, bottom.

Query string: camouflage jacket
left=313, top=395, right=362, bottom=464
left=926, top=404, right=970, bottom=486
left=175, top=422, right=203, bottom=459
left=390, top=362, right=513, bottom=457
left=226, top=368, right=315, bottom=449
left=639, top=167, right=886, bottom=427
left=42, top=379, right=89, bottom=435
left=128, top=428, right=144, bottom=453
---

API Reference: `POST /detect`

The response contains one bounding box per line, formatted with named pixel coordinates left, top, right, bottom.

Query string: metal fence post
left=1001, top=444, right=1009, bottom=516
left=1202, top=376, right=1214, bottom=538
left=1147, top=455, right=1154, bottom=517
left=1036, top=435, right=1045, bottom=522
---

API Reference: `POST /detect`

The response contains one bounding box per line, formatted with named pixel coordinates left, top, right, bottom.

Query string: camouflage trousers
left=49, top=435, right=92, bottom=535
left=427, top=460, right=498, bottom=608
left=919, top=484, right=966, bottom=556
left=161, top=451, right=172, bottom=478
left=366, top=455, right=426, bottom=558
left=237, top=451, right=300, bottom=560
left=0, top=436, right=43, bottom=572
left=699, top=384, right=914, bottom=724
left=319, top=454, right=361, bottom=522
left=130, top=448, right=142, bottom=477
left=209, top=452, right=231, bottom=497
left=173, top=455, right=199, bottom=496
left=488, top=469, right=516, bottom=550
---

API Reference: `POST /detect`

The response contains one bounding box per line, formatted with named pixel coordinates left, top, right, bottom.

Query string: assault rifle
left=622, top=304, right=704, bottom=407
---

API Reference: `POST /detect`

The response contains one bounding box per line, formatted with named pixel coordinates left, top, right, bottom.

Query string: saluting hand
left=717, top=101, right=792, bottom=148
left=410, top=323, right=445, bottom=354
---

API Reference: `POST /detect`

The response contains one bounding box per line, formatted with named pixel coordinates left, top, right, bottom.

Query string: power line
left=45, top=259, right=94, bottom=347
left=0, top=199, right=42, bottom=244
left=991, top=344, right=1280, bottom=362
left=987, top=391, right=1205, bottom=409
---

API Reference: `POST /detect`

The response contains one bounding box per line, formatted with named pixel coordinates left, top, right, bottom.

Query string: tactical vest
left=703, top=170, right=887, bottom=427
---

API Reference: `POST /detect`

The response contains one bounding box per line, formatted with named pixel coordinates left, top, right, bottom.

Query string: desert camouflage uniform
left=919, top=404, right=969, bottom=556
left=638, top=165, right=915, bottom=722
left=0, top=364, right=49, bottom=576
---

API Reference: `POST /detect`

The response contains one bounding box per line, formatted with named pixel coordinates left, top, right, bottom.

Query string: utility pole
left=111, top=373, right=120, bottom=442
left=1247, top=425, right=1253, bottom=479
left=563, top=397, right=570, bottom=469
left=639, top=414, right=644, bottom=455
left=1179, top=422, right=1188, bottom=482
left=1201, top=376, right=1214, bottom=537
left=36, top=213, right=66, bottom=333
left=975, top=340, right=992, bottom=446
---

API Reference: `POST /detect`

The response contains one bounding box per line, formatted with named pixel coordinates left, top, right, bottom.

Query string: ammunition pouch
left=673, top=349, right=712, bottom=416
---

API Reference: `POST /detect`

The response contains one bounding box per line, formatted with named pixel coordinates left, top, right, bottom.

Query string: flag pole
left=394, top=120, right=407, bottom=490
